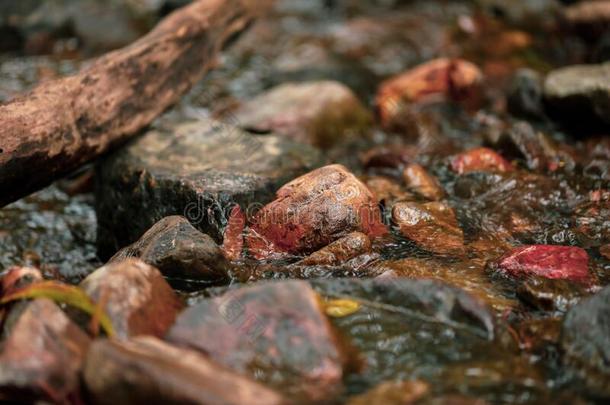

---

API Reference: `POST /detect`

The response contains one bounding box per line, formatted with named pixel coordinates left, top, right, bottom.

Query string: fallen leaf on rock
left=1, top=280, right=115, bottom=337
left=325, top=298, right=361, bottom=318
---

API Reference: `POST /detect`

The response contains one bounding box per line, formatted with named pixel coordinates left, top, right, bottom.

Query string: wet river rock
left=484, top=121, right=563, bottom=172
left=392, top=201, right=465, bottom=256
left=80, top=258, right=182, bottom=339
left=561, top=285, right=610, bottom=397
left=311, top=277, right=495, bottom=342
left=232, top=80, right=372, bottom=148
left=83, top=337, right=289, bottom=405
left=544, top=62, right=610, bottom=128
left=297, top=231, right=371, bottom=266
left=376, top=58, right=482, bottom=129
left=517, top=277, right=587, bottom=313
left=110, top=216, right=230, bottom=285
left=451, top=147, right=514, bottom=174
left=96, top=118, right=324, bottom=259
left=364, top=175, right=414, bottom=207
left=507, top=68, right=544, bottom=120
left=402, top=163, right=445, bottom=201
left=246, top=164, right=387, bottom=259
left=487, top=245, right=590, bottom=284
left=0, top=299, right=90, bottom=403
left=166, top=280, right=353, bottom=402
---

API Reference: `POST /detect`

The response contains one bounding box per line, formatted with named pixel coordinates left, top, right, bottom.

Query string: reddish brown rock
left=488, top=245, right=590, bottom=283
left=80, top=258, right=183, bottom=339
left=376, top=58, right=482, bottom=128
left=451, top=147, right=513, bottom=174
left=111, top=216, right=230, bottom=284
left=222, top=205, right=246, bottom=261
left=392, top=201, right=465, bottom=256
left=246, top=164, right=387, bottom=259
left=0, top=266, right=42, bottom=297
left=298, top=232, right=372, bottom=266
left=232, top=81, right=372, bottom=148
left=0, top=299, right=90, bottom=403
left=402, top=163, right=444, bottom=200
left=166, top=280, right=353, bottom=402
left=601, top=244, right=610, bottom=260
left=364, top=176, right=413, bottom=206
left=83, top=337, right=289, bottom=405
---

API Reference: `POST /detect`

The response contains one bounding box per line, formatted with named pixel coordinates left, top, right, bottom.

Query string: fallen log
left=0, top=0, right=272, bottom=207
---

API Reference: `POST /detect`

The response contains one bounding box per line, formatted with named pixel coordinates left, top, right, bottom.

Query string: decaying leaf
left=324, top=298, right=361, bottom=318
left=0, top=280, right=115, bottom=337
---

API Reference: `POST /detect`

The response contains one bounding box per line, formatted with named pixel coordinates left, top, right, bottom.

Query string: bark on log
left=0, top=0, right=272, bottom=207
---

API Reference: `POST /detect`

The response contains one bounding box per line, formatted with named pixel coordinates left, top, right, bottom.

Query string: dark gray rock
left=95, top=119, right=324, bottom=259
left=561, top=285, right=610, bottom=397
left=544, top=62, right=610, bottom=128
left=0, top=299, right=90, bottom=403
left=308, top=278, right=524, bottom=400
left=110, top=215, right=230, bottom=285
left=484, top=121, right=566, bottom=172
left=312, top=278, right=495, bottom=340
left=83, top=337, right=289, bottom=405
left=507, top=68, right=544, bottom=120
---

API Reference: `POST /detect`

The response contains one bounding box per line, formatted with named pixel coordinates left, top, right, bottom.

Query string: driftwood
left=0, top=0, right=272, bottom=207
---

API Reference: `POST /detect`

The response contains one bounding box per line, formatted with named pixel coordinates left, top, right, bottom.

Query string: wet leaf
left=324, top=298, right=361, bottom=318
left=0, top=280, right=115, bottom=337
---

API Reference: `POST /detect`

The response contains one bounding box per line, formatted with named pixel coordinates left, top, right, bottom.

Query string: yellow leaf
left=1, top=280, right=115, bottom=337
left=325, top=298, right=361, bottom=318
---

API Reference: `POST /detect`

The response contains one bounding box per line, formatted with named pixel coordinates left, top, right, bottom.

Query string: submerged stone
left=392, top=201, right=465, bottom=256
left=95, top=119, right=324, bottom=258
left=311, top=277, right=495, bottom=341
left=297, top=231, right=371, bottom=266
left=402, top=163, right=445, bottom=201
left=517, top=277, right=588, bottom=313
